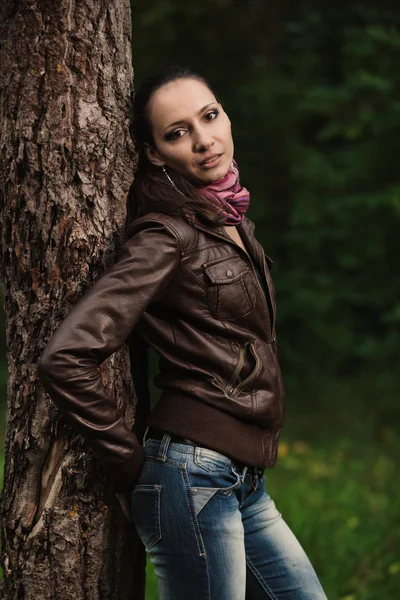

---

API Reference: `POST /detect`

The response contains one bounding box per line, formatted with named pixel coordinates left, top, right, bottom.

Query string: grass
left=143, top=430, right=399, bottom=599
left=142, top=379, right=400, bottom=599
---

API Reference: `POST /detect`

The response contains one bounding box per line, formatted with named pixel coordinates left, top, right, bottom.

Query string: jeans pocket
left=130, top=484, right=162, bottom=551
left=187, top=454, right=242, bottom=517
left=193, top=446, right=232, bottom=474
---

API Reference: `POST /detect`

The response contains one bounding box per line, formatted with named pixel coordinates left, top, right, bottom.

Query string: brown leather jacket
left=37, top=211, right=285, bottom=493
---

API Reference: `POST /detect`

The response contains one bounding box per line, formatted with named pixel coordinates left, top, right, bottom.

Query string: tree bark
left=0, top=0, right=146, bottom=598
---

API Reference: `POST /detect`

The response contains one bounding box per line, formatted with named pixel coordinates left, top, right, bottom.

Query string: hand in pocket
left=115, top=492, right=133, bottom=522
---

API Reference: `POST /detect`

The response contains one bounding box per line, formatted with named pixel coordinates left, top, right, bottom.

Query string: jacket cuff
left=107, top=445, right=145, bottom=493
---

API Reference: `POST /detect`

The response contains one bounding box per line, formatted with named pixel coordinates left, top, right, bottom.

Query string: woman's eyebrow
left=163, top=102, right=216, bottom=132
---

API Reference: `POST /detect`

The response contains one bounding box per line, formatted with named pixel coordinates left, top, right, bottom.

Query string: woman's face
left=144, top=78, right=234, bottom=185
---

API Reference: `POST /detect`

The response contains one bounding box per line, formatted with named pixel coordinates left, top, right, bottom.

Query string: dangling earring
left=161, top=165, right=186, bottom=197
left=231, top=161, right=239, bottom=179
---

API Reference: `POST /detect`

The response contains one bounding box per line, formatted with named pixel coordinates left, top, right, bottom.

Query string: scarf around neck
left=198, top=158, right=250, bottom=225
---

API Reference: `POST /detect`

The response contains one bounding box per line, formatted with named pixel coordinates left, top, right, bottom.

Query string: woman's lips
left=199, top=154, right=223, bottom=169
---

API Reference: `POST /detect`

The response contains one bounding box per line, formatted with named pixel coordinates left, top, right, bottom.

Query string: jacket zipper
left=248, top=252, right=275, bottom=343
left=258, top=252, right=283, bottom=412
left=228, top=342, right=261, bottom=394
left=260, top=252, right=276, bottom=343
left=226, top=343, right=246, bottom=395
left=194, top=222, right=283, bottom=410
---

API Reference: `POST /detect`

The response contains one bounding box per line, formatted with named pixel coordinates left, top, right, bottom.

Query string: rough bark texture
left=0, top=0, right=146, bottom=598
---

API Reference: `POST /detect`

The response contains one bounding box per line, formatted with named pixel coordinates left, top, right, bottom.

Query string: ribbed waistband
left=143, top=425, right=265, bottom=477
left=145, top=393, right=281, bottom=469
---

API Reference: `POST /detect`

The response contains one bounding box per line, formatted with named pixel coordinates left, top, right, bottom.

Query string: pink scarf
left=198, top=158, right=250, bottom=225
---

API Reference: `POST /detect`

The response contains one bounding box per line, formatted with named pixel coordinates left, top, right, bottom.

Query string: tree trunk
left=0, top=0, right=146, bottom=598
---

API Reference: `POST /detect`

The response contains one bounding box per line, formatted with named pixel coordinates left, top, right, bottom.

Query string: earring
left=231, top=161, right=239, bottom=179
left=161, top=165, right=186, bottom=197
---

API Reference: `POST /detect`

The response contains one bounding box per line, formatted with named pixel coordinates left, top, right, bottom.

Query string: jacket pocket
left=130, top=484, right=162, bottom=551
left=202, top=255, right=256, bottom=321
left=226, top=341, right=262, bottom=396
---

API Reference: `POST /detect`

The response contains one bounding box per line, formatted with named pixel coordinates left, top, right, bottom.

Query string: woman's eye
left=166, top=129, right=185, bottom=141
left=205, top=109, right=219, bottom=120
left=165, top=110, right=219, bottom=141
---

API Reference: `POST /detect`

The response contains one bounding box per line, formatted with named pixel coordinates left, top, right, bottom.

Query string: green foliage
left=232, top=5, right=400, bottom=387
left=270, top=436, right=400, bottom=599
left=131, top=1, right=400, bottom=391
left=1, top=0, right=399, bottom=592
left=129, top=6, right=400, bottom=595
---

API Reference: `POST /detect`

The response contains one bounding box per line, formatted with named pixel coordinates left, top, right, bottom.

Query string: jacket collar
left=187, top=211, right=261, bottom=267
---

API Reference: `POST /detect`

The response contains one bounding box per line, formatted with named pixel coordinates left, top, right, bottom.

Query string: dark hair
left=128, top=64, right=227, bottom=225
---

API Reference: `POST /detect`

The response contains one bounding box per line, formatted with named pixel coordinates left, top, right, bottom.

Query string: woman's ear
left=144, top=142, right=164, bottom=167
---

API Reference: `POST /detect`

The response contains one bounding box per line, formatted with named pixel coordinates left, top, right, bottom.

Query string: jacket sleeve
left=37, top=217, right=181, bottom=493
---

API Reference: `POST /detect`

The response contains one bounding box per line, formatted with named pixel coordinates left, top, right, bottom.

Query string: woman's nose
left=193, top=127, right=214, bottom=151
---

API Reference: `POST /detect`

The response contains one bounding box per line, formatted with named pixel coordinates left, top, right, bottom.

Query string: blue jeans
left=130, top=428, right=328, bottom=600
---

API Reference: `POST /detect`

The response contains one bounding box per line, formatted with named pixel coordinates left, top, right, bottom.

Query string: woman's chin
left=199, top=162, right=231, bottom=184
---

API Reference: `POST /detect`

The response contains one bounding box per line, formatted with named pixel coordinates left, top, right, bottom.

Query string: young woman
left=38, top=65, right=328, bottom=599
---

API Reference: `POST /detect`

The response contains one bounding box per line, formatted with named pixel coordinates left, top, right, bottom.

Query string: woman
left=38, top=65, right=328, bottom=599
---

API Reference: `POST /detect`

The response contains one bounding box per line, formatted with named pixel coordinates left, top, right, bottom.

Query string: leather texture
left=37, top=211, right=285, bottom=493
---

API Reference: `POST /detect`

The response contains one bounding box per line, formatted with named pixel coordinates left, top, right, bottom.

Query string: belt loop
left=232, top=463, right=248, bottom=484
left=157, top=432, right=171, bottom=462
left=142, top=425, right=150, bottom=447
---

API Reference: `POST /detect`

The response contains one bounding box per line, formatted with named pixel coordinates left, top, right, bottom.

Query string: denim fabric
left=130, top=427, right=328, bottom=600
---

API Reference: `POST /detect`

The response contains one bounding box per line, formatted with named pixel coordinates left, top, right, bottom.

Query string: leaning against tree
left=38, top=64, right=328, bottom=600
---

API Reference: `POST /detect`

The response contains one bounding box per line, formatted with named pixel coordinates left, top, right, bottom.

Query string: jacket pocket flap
left=203, top=256, right=249, bottom=285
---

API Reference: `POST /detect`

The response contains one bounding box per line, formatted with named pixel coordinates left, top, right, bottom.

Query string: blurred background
left=1, top=1, right=399, bottom=598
